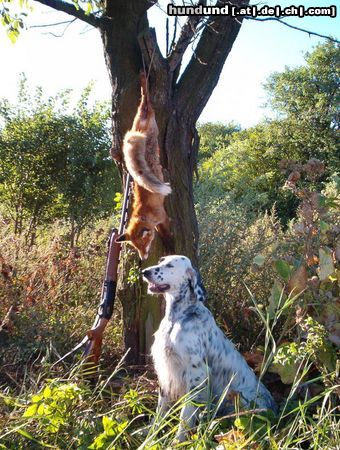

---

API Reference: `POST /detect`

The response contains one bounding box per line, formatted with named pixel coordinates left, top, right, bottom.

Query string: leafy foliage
left=253, top=160, right=339, bottom=385
left=197, top=121, right=240, bottom=162
left=0, top=75, right=119, bottom=245
left=265, top=41, right=339, bottom=129
left=197, top=197, right=282, bottom=349
left=0, top=0, right=29, bottom=43
left=196, top=42, right=339, bottom=223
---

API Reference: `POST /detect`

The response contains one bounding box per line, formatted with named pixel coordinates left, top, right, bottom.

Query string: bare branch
left=246, top=16, right=340, bottom=44
left=138, top=27, right=166, bottom=74
left=30, top=19, right=74, bottom=28
left=42, top=18, right=76, bottom=37
left=166, top=17, right=169, bottom=55
left=168, top=1, right=207, bottom=72
left=168, top=16, right=178, bottom=57
left=33, top=0, right=100, bottom=28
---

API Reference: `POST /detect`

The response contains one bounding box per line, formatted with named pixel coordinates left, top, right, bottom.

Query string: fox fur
left=117, top=74, right=173, bottom=260
left=122, top=74, right=171, bottom=196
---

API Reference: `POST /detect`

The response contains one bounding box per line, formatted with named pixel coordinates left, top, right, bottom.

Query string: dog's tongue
left=148, top=283, right=170, bottom=293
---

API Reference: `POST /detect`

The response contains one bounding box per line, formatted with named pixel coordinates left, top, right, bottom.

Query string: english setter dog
left=142, top=255, right=276, bottom=442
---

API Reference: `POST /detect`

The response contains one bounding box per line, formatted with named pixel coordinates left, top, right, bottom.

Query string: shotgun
left=84, top=173, right=132, bottom=366
left=54, top=174, right=132, bottom=368
left=83, top=228, right=121, bottom=366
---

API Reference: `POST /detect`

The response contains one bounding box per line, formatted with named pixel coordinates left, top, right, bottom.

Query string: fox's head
left=116, top=218, right=155, bottom=260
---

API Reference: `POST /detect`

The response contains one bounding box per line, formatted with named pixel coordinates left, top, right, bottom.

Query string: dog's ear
left=186, top=266, right=207, bottom=302
left=186, top=267, right=197, bottom=291
left=116, top=233, right=127, bottom=242
left=195, top=268, right=207, bottom=302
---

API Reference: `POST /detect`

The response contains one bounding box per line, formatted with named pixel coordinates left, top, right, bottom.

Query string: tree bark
left=98, top=0, right=246, bottom=364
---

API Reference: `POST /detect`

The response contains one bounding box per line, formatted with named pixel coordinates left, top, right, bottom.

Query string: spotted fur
left=142, top=255, right=276, bottom=442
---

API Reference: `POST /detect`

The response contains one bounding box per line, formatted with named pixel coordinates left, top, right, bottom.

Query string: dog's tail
left=123, top=130, right=172, bottom=195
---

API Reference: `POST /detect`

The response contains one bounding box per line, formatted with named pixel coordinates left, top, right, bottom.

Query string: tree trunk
left=32, top=0, right=246, bottom=365
left=99, top=1, right=245, bottom=364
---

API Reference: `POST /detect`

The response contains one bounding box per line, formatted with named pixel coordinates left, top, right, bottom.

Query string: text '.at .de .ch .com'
left=166, top=3, right=337, bottom=18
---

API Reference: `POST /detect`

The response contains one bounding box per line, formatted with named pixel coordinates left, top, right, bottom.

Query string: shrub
left=0, top=218, right=123, bottom=383
left=197, top=196, right=282, bottom=349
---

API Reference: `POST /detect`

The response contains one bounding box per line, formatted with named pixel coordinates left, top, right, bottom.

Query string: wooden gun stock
left=84, top=174, right=132, bottom=369
left=84, top=229, right=121, bottom=366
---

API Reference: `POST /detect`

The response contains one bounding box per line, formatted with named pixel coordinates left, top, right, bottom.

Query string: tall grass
left=1, top=294, right=338, bottom=449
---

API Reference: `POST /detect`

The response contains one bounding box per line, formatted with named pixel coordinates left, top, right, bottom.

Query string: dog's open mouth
left=147, top=282, right=170, bottom=293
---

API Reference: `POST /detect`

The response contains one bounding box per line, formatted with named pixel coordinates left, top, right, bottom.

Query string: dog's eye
left=159, top=257, right=165, bottom=263
left=166, top=263, right=174, bottom=268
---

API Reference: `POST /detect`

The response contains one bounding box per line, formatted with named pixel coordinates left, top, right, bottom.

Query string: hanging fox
left=116, top=73, right=174, bottom=260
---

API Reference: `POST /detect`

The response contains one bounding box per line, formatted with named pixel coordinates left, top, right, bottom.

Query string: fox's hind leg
left=156, top=214, right=175, bottom=255
left=132, top=72, right=153, bottom=133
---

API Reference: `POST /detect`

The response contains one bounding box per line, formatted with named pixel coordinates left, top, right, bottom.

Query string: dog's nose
left=142, top=269, right=152, bottom=278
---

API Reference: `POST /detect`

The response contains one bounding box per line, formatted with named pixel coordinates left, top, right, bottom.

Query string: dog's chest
left=151, top=318, right=187, bottom=399
left=152, top=318, right=181, bottom=362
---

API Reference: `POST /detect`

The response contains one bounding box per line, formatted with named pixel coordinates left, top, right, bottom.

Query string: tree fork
left=33, top=0, right=246, bottom=364
left=99, top=6, right=200, bottom=363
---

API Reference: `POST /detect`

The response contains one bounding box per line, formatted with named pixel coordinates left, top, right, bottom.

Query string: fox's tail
left=123, top=131, right=172, bottom=195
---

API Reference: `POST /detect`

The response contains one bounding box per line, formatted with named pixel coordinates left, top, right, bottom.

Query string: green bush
left=197, top=196, right=282, bottom=349
left=196, top=43, right=339, bottom=224
left=0, top=75, right=119, bottom=246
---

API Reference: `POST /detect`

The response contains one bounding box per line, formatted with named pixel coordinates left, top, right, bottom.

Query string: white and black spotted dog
left=142, top=255, right=276, bottom=442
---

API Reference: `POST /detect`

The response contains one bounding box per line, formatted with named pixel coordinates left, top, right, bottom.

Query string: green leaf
left=319, top=220, right=330, bottom=232
left=274, top=260, right=292, bottom=282
left=234, top=416, right=247, bottom=430
left=318, top=247, right=334, bottom=280
left=253, top=254, right=266, bottom=266
left=268, top=280, right=285, bottom=319
left=88, top=434, right=108, bottom=450
left=7, top=29, right=18, bottom=44
left=270, top=360, right=299, bottom=384
left=316, top=346, right=336, bottom=372
left=86, top=2, right=93, bottom=15
left=17, top=428, right=38, bottom=441
left=17, top=429, right=55, bottom=447
left=102, top=415, right=115, bottom=435
left=270, top=341, right=306, bottom=384
left=43, top=385, right=52, bottom=399
left=23, top=404, right=38, bottom=418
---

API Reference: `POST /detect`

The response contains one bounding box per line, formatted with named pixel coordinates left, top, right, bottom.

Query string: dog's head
left=142, top=255, right=206, bottom=301
left=116, top=218, right=155, bottom=260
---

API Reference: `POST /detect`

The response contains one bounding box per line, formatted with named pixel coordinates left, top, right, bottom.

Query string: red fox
left=116, top=74, right=174, bottom=260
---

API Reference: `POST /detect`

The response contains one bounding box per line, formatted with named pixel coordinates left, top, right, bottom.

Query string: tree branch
left=138, top=27, right=166, bottom=74
left=138, top=27, right=169, bottom=104
left=33, top=0, right=100, bottom=28
left=167, top=0, right=207, bottom=72
left=246, top=17, right=340, bottom=45
left=30, top=19, right=75, bottom=28
left=42, top=18, right=77, bottom=37
left=175, top=0, right=247, bottom=120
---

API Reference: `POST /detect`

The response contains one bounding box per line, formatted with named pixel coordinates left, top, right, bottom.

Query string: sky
left=1, top=0, right=339, bottom=128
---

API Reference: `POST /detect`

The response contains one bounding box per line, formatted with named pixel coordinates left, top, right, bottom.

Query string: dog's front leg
left=151, top=389, right=171, bottom=427
left=155, top=388, right=171, bottom=418
left=144, top=389, right=171, bottom=438
left=176, top=403, right=200, bottom=442
left=175, top=363, right=209, bottom=442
